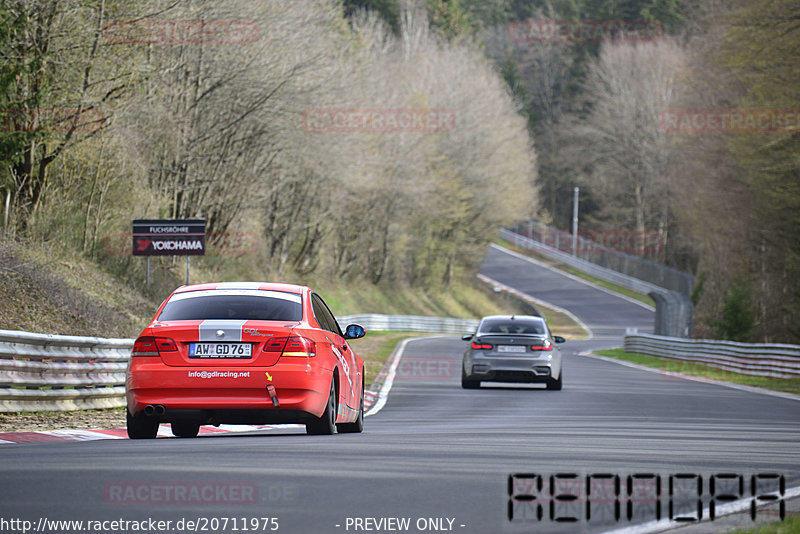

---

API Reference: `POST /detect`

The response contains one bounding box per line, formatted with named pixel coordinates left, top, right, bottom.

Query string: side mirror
left=344, top=324, right=366, bottom=340
left=553, top=335, right=566, bottom=344
left=461, top=334, right=474, bottom=341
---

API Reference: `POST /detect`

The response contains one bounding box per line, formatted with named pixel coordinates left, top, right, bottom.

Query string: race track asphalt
left=0, top=244, right=797, bottom=534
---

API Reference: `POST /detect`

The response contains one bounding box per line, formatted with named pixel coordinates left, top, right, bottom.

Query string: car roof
left=479, top=314, right=544, bottom=322
left=172, top=282, right=307, bottom=294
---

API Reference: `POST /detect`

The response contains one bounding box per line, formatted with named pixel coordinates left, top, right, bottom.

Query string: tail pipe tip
left=144, top=404, right=166, bottom=417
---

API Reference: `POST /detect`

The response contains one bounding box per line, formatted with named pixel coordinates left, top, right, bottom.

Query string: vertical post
left=3, top=189, right=10, bottom=233
left=572, top=187, right=580, bottom=256
left=186, top=256, right=190, bottom=285
left=146, top=257, right=150, bottom=290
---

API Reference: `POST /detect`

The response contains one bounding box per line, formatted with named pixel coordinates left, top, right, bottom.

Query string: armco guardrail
left=624, top=333, right=800, bottom=378
left=0, top=329, right=133, bottom=412
left=336, top=314, right=478, bottom=334
left=0, top=315, right=478, bottom=412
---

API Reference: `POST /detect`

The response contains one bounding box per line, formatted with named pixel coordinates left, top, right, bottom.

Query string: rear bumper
left=464, top=352, right=561, bottom=383
left=126, top=358, right=330, bottom=421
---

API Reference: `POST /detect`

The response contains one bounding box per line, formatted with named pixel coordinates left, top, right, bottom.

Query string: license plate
left=497, top=345, right=527, bottom=354
left=189, top=343, right=252, bottom=358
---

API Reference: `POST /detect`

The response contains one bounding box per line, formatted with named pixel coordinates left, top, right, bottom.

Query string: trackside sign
left=132, top=219, right=206, bottom=256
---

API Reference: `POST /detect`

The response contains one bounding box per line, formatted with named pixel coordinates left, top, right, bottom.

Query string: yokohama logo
left=151, top=240, right=202, bottom=251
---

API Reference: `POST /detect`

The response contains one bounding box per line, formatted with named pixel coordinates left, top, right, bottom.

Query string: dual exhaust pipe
left=143, top=404, right=166, bottom=417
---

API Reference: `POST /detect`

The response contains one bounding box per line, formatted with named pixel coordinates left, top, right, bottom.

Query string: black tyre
left=127, top=411, right=158, bottom=439
left=547, top=370, right=563, bottom=390
left=337, top=378, right=364, bottom=434
left=171, top=421, right=200, bottom=438
left=307, top=378, right=337, bottom=435
left=461, top=365, right=480, bottom=389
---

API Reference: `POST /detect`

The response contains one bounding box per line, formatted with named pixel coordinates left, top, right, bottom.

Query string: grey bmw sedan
left=461, top=315, right=565, bottom=390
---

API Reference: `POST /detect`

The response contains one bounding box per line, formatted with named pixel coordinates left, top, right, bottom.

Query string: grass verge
left=594, top=348, right=800, bottom=395
left=318, top=277, right=527, bottom=319
left=348, top=331, right=433, bottom=386
left=731, top=514, right=800, bottom=533
left=496, top=239, right=655, bottom=308
left=0, top=407, right=126, bottom=433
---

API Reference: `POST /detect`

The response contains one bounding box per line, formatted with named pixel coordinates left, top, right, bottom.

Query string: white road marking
left=365, top=336, right=449, bottom=417
left=604, top=485, right=800, bottom=534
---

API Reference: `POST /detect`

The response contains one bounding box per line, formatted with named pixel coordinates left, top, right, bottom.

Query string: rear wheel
left=171, top=421, right=200, bottom=438
left=307, top=378, right=337, bottom=435
left=461, top=365, right=480, bottom=389
left=337, top=379, right=364, bottom=434
left=127, top=411, right=158, bottom=439
left=547, top=370, right=563, bottom=390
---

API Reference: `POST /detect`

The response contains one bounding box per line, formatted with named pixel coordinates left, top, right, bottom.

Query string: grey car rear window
left=479, top=318, right=546, bottom=335
left=158, top=290, right=302, bottom=321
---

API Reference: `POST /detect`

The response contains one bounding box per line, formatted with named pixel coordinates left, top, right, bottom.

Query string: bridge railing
left=505, top=222, right=695, bottom=296
left=500, top=227, right=693, bottom=337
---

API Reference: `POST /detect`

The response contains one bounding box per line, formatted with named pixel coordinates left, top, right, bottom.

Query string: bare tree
left=571, top=38, right=686, bottom=253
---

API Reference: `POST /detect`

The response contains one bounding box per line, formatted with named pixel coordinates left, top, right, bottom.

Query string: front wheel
left=337, top=379, right=364, bottom=434
left=171, top=421, right=200, bottom=438
left=127, top=411, right=158, bottom=439
left=307, top=378, right=337, bottom=435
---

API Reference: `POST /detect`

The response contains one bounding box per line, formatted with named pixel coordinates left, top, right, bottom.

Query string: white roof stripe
left=214, top=282, right=265, bottom=290
left=168, top=289, right=301, bottom=303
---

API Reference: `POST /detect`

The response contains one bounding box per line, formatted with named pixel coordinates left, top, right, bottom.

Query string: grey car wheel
left=547, top=370, right=563, bottom=390
left=461, top=364, right=480, bottom=389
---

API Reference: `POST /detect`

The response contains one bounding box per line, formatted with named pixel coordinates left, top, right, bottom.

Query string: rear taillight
left=132, top=337, right=158, bottom=357
left=262, top=338, right=288, bottom=353
left=281, top=336, right=316, bottom=357
left=530, top=340, right=552, bottom=351
left=471, top=341, right=493, bottom=350
left=155, top=337, right=177, bottom=352
left=263, top=336, right=316, bottom=357
left=132, top=336, right=177, bottom=357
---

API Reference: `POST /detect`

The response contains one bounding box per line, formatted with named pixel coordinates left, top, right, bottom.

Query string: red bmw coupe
left=126, top=282, right=366, bottom=438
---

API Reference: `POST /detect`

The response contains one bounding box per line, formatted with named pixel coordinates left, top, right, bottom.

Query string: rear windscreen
left=157, top=290, right=302, bottom=321
left=479, top=318, right=546, bottom=335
